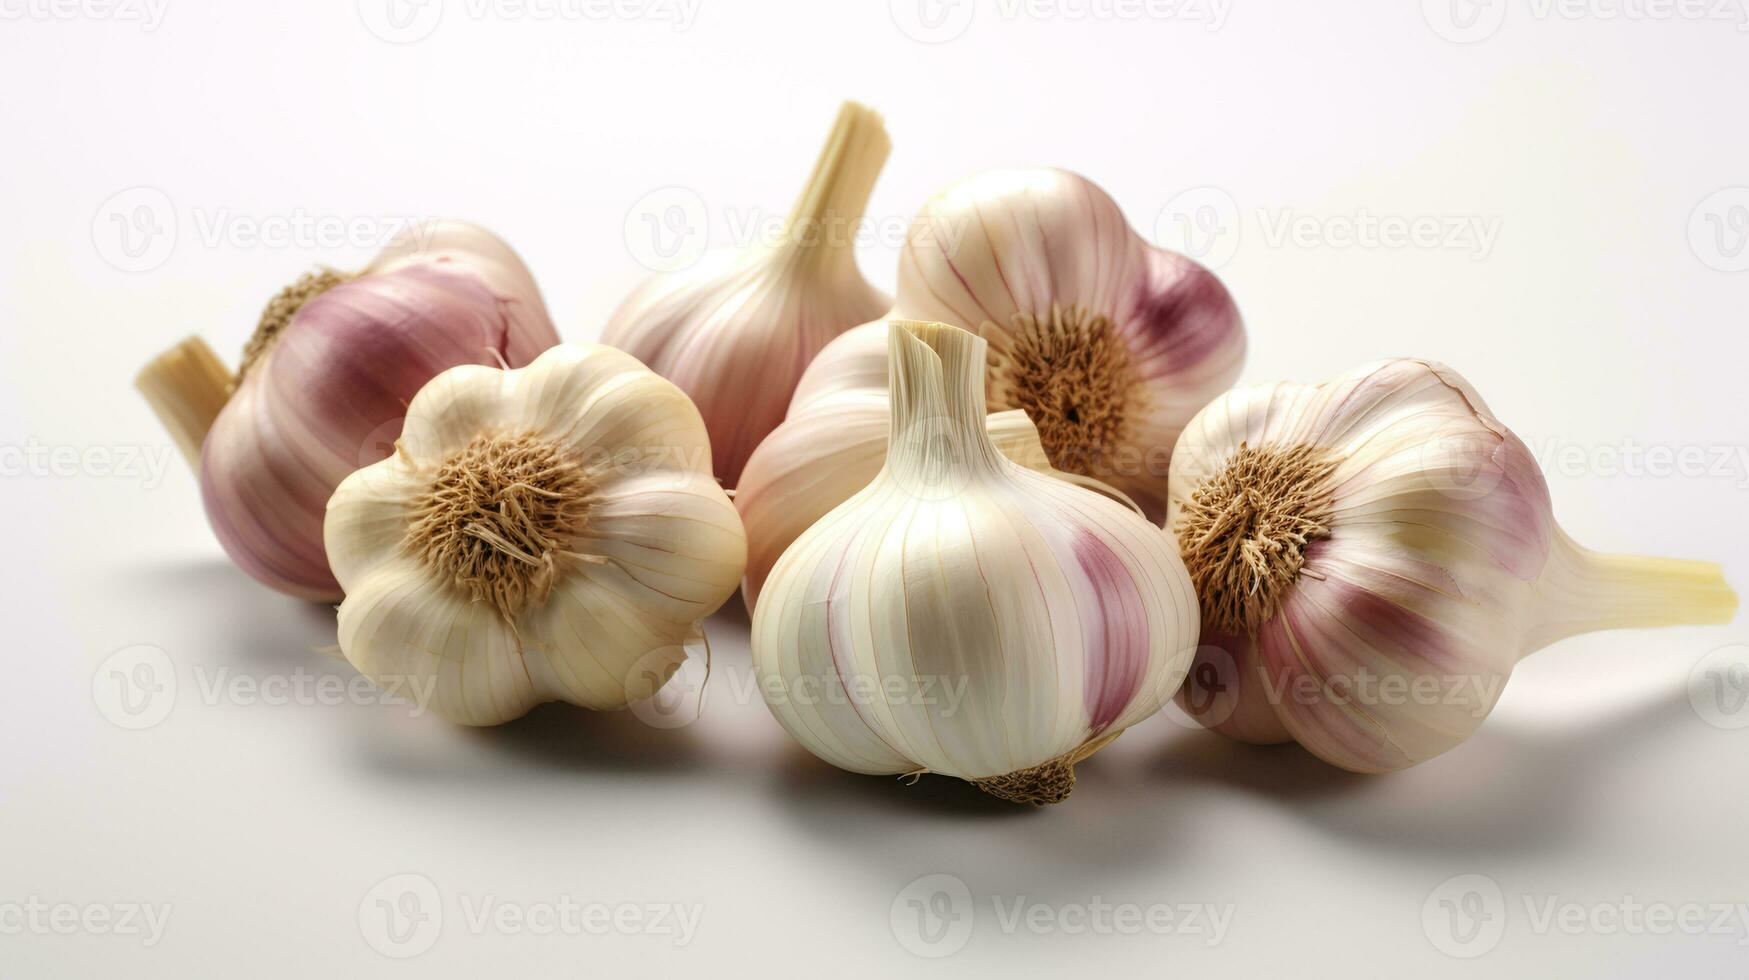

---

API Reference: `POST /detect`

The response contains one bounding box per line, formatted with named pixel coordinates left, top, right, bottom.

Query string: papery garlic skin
left=896, top=168, right=1246, bottom=520
left=751, top=321, right=1200, bottom=804
left=1166, top=359, right=1739, bottom=773
left=602, top=102, right=892, bottom=487
left=139, top=221, right=560, bottom=601
left=325, top=343, right=747, bottom=726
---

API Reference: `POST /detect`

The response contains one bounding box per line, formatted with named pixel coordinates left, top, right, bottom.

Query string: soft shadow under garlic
left=1147, top=681, right=1701, bottom=858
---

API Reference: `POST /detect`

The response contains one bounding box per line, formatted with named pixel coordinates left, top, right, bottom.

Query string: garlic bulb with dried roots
left=1166, top=359, right=1739, bottom=772
left=601, top=101, right=893, bottom=487
left=136, top=222, right=560, bottom=601
left=324, top=343, right=746, bottom=726
left=751, top=321, right=1199, bottom=805
left=895, top=168, right=1246, bottom=520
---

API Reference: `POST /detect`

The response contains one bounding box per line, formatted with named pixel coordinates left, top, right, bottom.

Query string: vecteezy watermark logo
left=891, top=874, right=975, bottom=958
left=890, top=0, right=977, bottom=41
left=890, top=874, right=1234, bottom=957
left=624, top=185, right=710, bottom=273
left=1418, top=416, right=1507, bottom=500
left=0, top=0, right=171, bottom=30
left=1157, top=644, right=1242, bottom=730
left=1423, top=873, right=1507, bottom=958
left=92, top=645, right=177, bottom=731
left=91, top=187, right=177, bottom=273
left=1155, top=186, right=1242, bottom=270
left=1422, top=0, right=1508, bottom=42
left=1690, top=644, right=1749, bottom=731
left=1688, top=187, right=1749, bottom=273
left=357, top=0, right=445, bottom=42
left=0, top=899, right=173, bottom=947
left=359, top=874, right=444, bottom=958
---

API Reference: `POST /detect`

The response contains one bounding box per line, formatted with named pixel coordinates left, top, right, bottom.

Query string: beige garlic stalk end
left=136, top=336, right=236, bottom=469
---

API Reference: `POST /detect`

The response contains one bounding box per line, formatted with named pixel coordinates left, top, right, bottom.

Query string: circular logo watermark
left=890, top=873, right=973, bottom=958
left=1417, top=417, right=1505, bottom=501
left=1422, top=873, right=1505, bottom=958
left=357, top=0, right=444, bottom=43
left=92, top=644, right=177, bottom=730
left=889, top=0, right=975, bottom=42
left=626, top=646, right=706, bottom=730
left=1689, top=643, right=1749, bottom=731
left=91, top=187, right=176, bottom=273
left=1154, top=186, right=1241, bottom=270
left=887, top=416, right=983, bottom=501
left=1421, top=0, right=1508, bottom=43
left=1687, top=188, right=1749, bottom=274
left=1158, top=644, right=1242, bottom=731
left=624, top=185, right=710, bottom=273
left=358, top=873, right=443, bottom=958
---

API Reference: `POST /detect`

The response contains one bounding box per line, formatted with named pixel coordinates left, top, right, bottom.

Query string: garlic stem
left=135, top=336, right=235, bottom=469
left=779, top=101, right=890, bottom=272
left=887, top=320, right=1007, bottom=479
left=1527, top=529, right=1739, bottom=652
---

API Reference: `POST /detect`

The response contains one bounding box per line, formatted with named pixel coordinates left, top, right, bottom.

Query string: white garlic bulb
left=601, top=101, right=893, bottom=488
left=751, top=320, right=1200, bottom=805
left=897, top=168, right=1247, bottom=520
left=324, top=343, right=747, bottom=726
left=1166, top=359, right=1739, bottom=772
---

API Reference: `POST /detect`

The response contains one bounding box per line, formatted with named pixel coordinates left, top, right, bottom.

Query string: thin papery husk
left=750, top=321, right=1199, bottom=802
left=1166, top=359, right=1737, bottom=772
left=325, top=343, right=747, bottom=726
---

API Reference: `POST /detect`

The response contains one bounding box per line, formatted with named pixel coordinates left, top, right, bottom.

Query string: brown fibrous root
left=971, top=730, right=1123, bottom=806
left=238, top=268, right=353, bottom=382
left=1174, top=442, right=1341, bottom=635
left=404, top=433, right=596, bottom=622
left=982, top=304, right=1139, bottom=476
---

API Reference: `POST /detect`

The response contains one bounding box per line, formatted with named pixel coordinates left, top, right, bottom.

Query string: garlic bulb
left=1166, top=359, right=1739, bottom=772
left=601, top=101, right=893, bottom=488
left=896, top=168, right=1247, bottom=520
left=736, top=319, right=1130, bottom=610
left=325, top=343, right=746, bottom=726
left=751, top=320, right=1199, bottom=804
left=136, top=222, right=559, bottom=601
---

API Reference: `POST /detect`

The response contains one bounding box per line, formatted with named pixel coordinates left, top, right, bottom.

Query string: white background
left=3, top=0, right=1748, bottom=976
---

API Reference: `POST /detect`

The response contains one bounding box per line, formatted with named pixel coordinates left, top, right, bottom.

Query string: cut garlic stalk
left=1166, top=359, right=1739, bottom=772
left=751, top=320, right=1199, bottom=805
left=136, top=222, right=560, bottom=601
left=325, top=343, right=747, bottom=726
left=602, top=101, right=893, bottom=488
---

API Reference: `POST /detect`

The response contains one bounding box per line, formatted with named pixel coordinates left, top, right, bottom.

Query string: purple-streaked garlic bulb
left=896, top=168, right=1246, bottom=520
left=135, top=221, right=560, bottom=601
left=601, top=102, right=892, bottom=488
left=1166, top=359, right=1739, bottom=772
left=751, top=321, right=1200, bottom=805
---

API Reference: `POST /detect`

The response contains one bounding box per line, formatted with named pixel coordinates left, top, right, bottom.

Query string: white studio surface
left=4, top=2, right=1749, bottom=976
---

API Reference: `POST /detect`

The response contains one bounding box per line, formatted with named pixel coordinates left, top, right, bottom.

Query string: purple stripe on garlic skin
left=1070, top=528, right=1150, bottom=732
left=1167, top=358, right=1737, bottom=773
left=140, top=221, right=561, bottom=602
